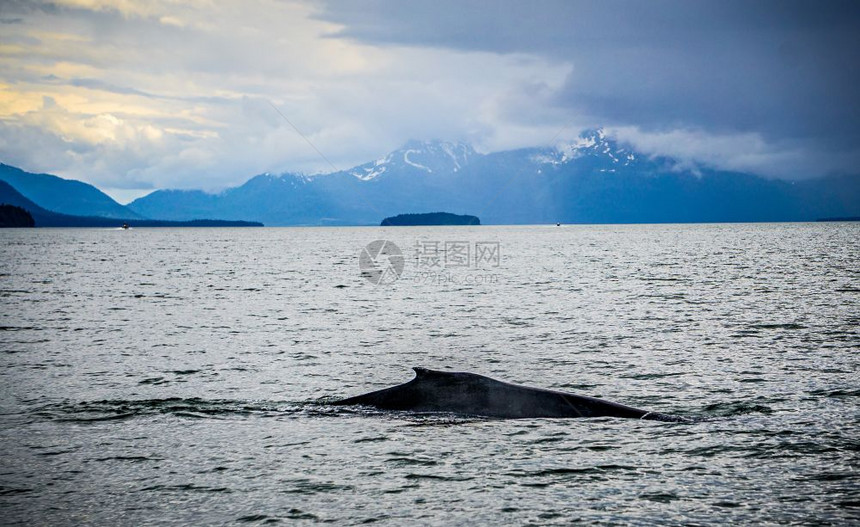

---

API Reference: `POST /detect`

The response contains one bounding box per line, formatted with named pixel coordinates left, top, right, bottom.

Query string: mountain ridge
left=0, top=163, right=144, bottom=219
left=0, top=180, right=262, bottom=227
left=128, top=130, right=860, bottom=225
left=3, top=129, right=858, bottom=226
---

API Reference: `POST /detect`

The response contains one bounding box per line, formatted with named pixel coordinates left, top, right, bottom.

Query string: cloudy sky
left=1, top=0, right=858, bottom=202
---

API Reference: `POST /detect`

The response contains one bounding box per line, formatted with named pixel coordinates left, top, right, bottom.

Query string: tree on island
left=0, top=204, right=35, bottom=227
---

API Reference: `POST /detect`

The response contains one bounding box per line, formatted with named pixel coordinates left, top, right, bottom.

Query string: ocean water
left=0, top=223, right=857, bottom=525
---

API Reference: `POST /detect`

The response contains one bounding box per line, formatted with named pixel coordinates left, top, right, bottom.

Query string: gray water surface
left=1, top=224, right=858, bottom=525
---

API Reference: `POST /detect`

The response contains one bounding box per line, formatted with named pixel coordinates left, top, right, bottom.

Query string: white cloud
left=613, top=127, right=860, bottom=179
left=0, top=0, right=575, bottom=193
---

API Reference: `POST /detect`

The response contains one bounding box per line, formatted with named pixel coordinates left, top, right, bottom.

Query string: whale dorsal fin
left=413, top=367, right=449, bottom=378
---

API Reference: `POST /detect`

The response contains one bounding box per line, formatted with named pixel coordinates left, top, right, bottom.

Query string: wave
left=700, top=401, right=773, bottom=417
left=31, top=398, right=337, bottom=423
left=29, top=398, right=488, bottom=424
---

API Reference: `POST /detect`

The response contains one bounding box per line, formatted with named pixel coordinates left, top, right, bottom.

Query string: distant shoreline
left=816, top=216, right=860, bottom=222
left=24, top=218, right=264, bottom=228
left=11, top=220, right=859, bottom=229
left=230, top=220, right=859, bottom=227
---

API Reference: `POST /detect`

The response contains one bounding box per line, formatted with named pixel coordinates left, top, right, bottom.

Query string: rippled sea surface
left=1, top=224, right=858, bottom=525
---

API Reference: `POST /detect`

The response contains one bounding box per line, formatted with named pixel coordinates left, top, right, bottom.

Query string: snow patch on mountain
left=403, top=150, right=432, bottom=172
left=532, top=128, right=637, bottom=168
left=247, top=172, right=314, bottom=188
left=348, top=140, right=476, bottom=180
left=441, top=143, right=465, bottom=172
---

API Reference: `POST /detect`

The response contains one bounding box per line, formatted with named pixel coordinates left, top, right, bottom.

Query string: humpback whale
left=335, top=367, right=687, bottom=422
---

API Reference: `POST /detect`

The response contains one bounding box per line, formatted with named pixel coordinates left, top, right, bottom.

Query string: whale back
left=335, top=367, right=665, bottom=420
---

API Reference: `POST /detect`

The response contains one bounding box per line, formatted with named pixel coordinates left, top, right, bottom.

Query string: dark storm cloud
left=319, top=0, right=860, bottom=148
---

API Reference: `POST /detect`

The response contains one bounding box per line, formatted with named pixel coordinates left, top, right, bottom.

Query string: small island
left=381, top=212, right=481, bottom=226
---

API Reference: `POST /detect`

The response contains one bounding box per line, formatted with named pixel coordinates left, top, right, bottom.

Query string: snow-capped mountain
left=128, top=129, right=860, bottom=225
left=349, top=140, right=477, bottom=180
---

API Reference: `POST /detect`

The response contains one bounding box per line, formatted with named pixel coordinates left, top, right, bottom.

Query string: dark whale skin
left=334, top=367, right=686, bottom=422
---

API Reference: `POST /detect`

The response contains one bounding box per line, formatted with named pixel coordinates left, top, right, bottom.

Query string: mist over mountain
left=127, top=130, right=860, bottom=226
